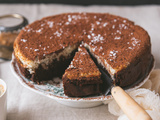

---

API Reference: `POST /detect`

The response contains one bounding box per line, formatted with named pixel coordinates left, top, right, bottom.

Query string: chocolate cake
left=13, top=13, right=154, bottom=95
left=62, top=46, right=102, bottom=97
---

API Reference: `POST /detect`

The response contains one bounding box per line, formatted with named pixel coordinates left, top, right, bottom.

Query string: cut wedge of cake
left=62, top=46, right=102, bottom=97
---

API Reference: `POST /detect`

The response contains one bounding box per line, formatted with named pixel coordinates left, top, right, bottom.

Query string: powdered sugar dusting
left=21, top=39, right=27, bottom=42
left=116, top=30, right=122, bottom=34
left=80, top=51, right=87, bottom=55
left=128, top=47, right=132, bottom=49
left=50, top=36, right=53, bottom=39
left=54, top=28, right=63, bottom=37
left=47, top=21, right=54, bottom=28
left=34, top=49, right=39, bottom=52
left=113, top=19, right=117, bottom=22
left=54, top=31, right=61, bottom=37
left=68, top=64, right=76, bottom=69
left=36, top=28, right=43, bottom=33
left=123, top=20, right=127, bottom=23
left=127, top=37, right=141, bottom=50
left=131, top=37, right=141, bottom=46
left=65, top=14, right=85, bottom=25
left=112, top=25, right=115, bottom=29
left=99, top=46, right=103, bottom=51
left=90, top=34, right=104, bottom=44
left=114, top=36, right=121, bottom=40
left=68, top=15, right=72, bottom=22
left=96, top=21, right=100, bottom=25
left=103, top=22, right=108, bottom=27
left=68, top=61, right=76, bottom=69
left=59, top=44, right=65, bottom=49
left=65, top=22, right=69, bottom=25
left=87, top=35, right=91, bottom=39
left=41, top=23, right=45, bottom=27
left=92, top=46, right=98, bottom=52
left=119, top=24, right=128, bottom=30
left=109, top=50, right=118, bottom=61
left=23, top=26, right=33, bottom=32
left=23, top=26, right=44, bottom=33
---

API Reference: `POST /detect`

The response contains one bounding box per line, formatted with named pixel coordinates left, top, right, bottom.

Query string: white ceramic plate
left=11, top=57, right=154, bottom=108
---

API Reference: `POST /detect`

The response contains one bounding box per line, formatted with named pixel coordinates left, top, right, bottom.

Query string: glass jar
left=0, top=14, right=28, bottom=60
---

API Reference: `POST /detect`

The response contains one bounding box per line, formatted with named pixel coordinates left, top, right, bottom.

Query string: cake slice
left=62, top=46, right=102, bottom=97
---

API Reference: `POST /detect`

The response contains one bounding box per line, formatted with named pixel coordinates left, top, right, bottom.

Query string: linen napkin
left=107, top=69, right=160, bottom=120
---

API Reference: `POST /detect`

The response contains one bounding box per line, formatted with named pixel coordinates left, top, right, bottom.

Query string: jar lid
left=0, top=14, right=28, bottom=32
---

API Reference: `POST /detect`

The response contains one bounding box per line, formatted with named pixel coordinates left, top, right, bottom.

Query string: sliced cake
left=62, top=46, right=102, bottom=97
left=13, top=13, right=154, bottom=90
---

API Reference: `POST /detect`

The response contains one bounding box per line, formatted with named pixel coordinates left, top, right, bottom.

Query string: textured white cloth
left=0, top=4, right=160, bottom=120
left=108, top=69, right=160, bottom=120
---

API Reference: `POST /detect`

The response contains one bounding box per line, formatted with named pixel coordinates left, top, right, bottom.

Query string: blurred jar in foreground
left=0, top=14, right=28, bottom=60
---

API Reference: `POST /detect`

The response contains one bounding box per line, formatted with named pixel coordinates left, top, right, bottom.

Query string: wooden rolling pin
left=111, top=86, right=152, bottom=120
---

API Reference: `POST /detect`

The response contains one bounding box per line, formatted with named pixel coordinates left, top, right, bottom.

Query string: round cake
left=13, top=13, right=154, bottom=96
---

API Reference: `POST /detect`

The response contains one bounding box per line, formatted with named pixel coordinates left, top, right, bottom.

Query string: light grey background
left=0, top=4, right=160, bottom=120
